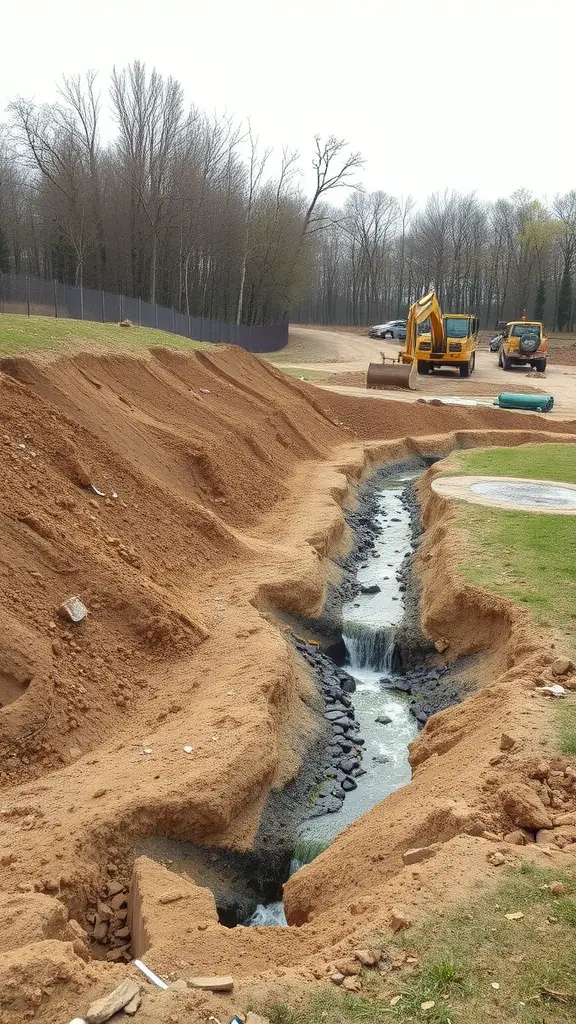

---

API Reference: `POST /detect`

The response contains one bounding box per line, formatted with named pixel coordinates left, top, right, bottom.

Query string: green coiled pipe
left=494, top=393, right=554, bottom=413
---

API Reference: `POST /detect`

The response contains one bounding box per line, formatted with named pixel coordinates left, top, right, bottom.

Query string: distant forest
left=1, top=62, right=575, bottom=328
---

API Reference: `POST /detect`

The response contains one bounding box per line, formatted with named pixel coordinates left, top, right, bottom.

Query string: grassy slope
left=266, top=865, right=576, bottom=1024
left=0, top=314, right=210, bottom=357
left=442, top=445, right=576, bottom=653
left=443, top=444, right=576, bottom=755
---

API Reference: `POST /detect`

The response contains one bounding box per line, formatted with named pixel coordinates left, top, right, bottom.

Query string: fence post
left=119, top=293, right=123, bottom=322
left=80, top=281, right=84, bottom=321
left=171, top=307, right=175, bottom=333
left=53, top=280, right=58, bottom=318
left=26, top=275, right=30, bottom=317
left=1, top=273, right=4, bottom=314
left=138, top=296, right=142, bottom=327
left=188, top=313, right=191, bottom=339
left=154, top=302, right=158, bottom=329
left=101, top=290, right=105, bottom=323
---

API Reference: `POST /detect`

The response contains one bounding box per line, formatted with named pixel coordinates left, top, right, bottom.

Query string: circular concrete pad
left=432, top=475, right=576, bottom=515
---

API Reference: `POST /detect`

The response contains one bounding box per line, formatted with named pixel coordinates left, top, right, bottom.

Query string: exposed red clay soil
left=0, top=345, right=576, bottom=1022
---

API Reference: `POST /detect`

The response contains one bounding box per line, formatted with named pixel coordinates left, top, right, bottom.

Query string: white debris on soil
left=59, top=596, right=89, bottom=623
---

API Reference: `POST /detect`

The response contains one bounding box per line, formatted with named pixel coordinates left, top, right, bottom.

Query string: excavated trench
left=133, top=458, right=472, bottom=931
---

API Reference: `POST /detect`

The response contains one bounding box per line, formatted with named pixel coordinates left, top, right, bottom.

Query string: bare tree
left=302, top=135, right=364, bottom=236
left=110, top=61, right=184, bottom=302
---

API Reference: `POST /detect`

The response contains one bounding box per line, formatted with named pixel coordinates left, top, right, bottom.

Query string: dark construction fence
left=0, top=273, right=288, bottom=354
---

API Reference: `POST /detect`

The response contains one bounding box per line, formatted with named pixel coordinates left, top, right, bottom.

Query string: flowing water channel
left=247, top=470, right=421, bottom=925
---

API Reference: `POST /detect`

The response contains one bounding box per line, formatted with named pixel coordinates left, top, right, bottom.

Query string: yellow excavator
left=366, top=291, right=479, bottom=390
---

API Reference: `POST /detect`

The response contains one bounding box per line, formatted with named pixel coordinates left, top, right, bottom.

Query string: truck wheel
left=417, top=360, right=429, bottom=375
left=503, top=356, right=513, bottom=370
left=498, top=350, right=503, bottom=367
left=459, top=361, right=470, bottom=378
left=534, top=359, right=547, bottom=372
left=470, top=352, right=476, bottom=373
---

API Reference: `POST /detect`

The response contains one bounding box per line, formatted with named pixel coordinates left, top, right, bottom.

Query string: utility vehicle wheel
left=534, top=358, right=547, bottom=372
left=459, top=360, right=470, bottom=378
left=417, top=360, right=430, bottom=374
left=498, top=350, right=503, bottom=367
left=470, top=352, right=476, bottom=373
left=503, top=356, right=513, bottom=370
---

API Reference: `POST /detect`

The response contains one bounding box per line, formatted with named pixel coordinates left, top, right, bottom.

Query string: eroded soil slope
left=1, top=345, right=576, bottom=1022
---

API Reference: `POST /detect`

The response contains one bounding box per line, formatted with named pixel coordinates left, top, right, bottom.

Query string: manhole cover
left=470, top=480, right=576, bottom=509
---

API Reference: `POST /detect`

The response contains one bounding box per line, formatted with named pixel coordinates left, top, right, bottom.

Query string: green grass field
left=0, top=314, right=210, bottom=357
left=443, top=443, right=576, bottom=753
left=265, top=865, right=576, bottom=1024
left=442, top=445, right=576, bottom=652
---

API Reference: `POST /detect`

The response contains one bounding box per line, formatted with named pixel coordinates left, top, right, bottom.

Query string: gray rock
left=372, top=754, right=390, bottom=764
left=360, top=584, right=381, bottom=595
left=342, top=777, right=358, bottom=792
left=375, top=714, right=393, bottom=725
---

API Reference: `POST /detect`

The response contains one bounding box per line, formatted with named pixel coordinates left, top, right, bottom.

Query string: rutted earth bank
left=0, top=346, right=576, bottom=1022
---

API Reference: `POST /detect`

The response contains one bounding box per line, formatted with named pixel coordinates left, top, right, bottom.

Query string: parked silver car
left=368, top=319, right=407, bottom=340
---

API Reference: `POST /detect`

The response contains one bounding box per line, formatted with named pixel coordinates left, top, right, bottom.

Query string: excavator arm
left=402, top=291, right=444, bottom=362
left=366, top=291, right=445, bottom=390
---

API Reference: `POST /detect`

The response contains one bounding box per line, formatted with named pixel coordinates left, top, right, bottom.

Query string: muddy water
left=250, top=473, right=420, bottom=924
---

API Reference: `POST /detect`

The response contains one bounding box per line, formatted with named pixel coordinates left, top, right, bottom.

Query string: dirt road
left=276, top=326, right=576, bottom=419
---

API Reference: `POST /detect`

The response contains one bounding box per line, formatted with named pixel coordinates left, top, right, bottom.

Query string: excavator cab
left=366, top=292, right=479, bottom=389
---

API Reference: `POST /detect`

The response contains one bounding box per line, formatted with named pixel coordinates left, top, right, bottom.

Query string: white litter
left=142, top=748, right=153, bottom=755
left=538, top=684, right=567, bottom=698
left=183, top=745, right=193, bottom=753
left=89, top=485, right=106, bottom=496
left=131, top=959, right=168, bottom=990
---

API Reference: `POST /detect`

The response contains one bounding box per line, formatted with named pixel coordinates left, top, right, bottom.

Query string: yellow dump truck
left=367, top=291, right=479, bottom=389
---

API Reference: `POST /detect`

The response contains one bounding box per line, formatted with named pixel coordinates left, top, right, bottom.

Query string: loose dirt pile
left=1, top=345, right=576, bottom=1022
left=548, top=343, right=576, bottom=365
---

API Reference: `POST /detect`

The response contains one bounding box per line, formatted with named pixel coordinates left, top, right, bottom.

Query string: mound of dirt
left=549, top=344, right=576, bottom=365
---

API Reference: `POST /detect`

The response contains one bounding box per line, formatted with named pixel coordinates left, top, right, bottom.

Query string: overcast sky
left=2, top=0, right=574, bottom=204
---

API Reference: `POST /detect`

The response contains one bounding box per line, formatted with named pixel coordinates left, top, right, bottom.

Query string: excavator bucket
left=366, top=360, right=416, bottom=391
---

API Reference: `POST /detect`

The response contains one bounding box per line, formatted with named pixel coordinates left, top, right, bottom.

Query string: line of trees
left=1, top=63, right=575, bottom=329
left=0, top=63, right=361, bottom=325
left=296, top=189, right=576, bottom=330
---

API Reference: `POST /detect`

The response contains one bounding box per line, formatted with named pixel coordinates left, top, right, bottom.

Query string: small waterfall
left=246, top=901, right=287, bottom=927
left=245, top=858, right=302, bottom=928
left=343, top=620, right=396, bottom=672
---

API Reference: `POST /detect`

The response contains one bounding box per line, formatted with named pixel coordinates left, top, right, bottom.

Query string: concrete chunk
left=188, top=975, right=234, bottom=991
left=402, top=846, right=437, bottom=866
left=85, top=979, right=140, bottom=1023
